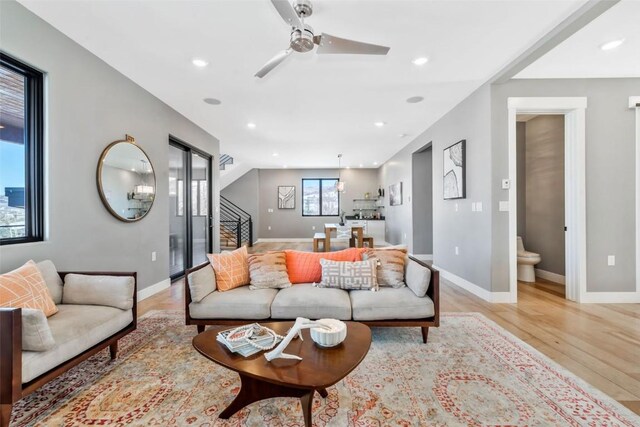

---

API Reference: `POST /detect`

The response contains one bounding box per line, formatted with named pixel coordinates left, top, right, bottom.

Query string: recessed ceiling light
left=398, top=133, right=408, bottom=138
left=283, top=165, right=288, bottom=168
left=373, top=161, right=378, bottom=166
left=406, top=96, right=424, bottom=104
left=247, top=122, right=256, bottom=129
left=412, top=57, right=429, bottom=66
left=346, top=166, right=350, bottom=169
left=130, top=168, right=136, bottom=171
left=272, top=152, right=279, bottom=157
left=374, top=121, right=386, bottom=127
left=192, top=58, right=208, bottom=67
left=203, top=97, right=221, bottom=105
left=0, top=125, right=4, bottom=129
left=359, top=164, right=364, bottom=168
left=600, top=38, right=625, bottom=51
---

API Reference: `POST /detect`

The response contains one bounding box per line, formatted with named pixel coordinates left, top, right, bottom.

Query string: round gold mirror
left=97, top=137, right=156, bottom=222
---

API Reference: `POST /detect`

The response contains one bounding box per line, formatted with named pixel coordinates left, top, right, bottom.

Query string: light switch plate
left=608, top=255, right=615, bottom=266
left=151, top=251, right=157, bottom=262
left=471, top=203, right=476, bottom=212
left=455, top=203, right=459, bottom=212
left=455, top=246, right=459, bottom=255
left=476, top=202, right=483, bottom=212
left=499, top=201, right=509, bottom=211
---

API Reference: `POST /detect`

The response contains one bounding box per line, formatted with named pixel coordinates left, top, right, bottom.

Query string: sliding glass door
left=169, top=137, right=212, bottom=280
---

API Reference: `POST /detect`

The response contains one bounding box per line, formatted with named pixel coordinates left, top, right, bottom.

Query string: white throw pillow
left=405, top=260, right=431, bottom=297
left=21, top=308, right=55, bottom=351
left=188, top=264, right=216, bottom=302
left=63, top=274, right=134, bottom=310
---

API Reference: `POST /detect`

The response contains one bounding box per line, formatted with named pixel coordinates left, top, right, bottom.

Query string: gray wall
left=379, top=85, right=493, bottom=291
left=523, top=115, right=565, bottom=276
left=411, top=146, right=433, bottom=254
left=221, top=169, right=260, bottom=242
left=258, top=168, right=379, bottom=239
left=0, top=1, right=220, bottom=291
left=491, top=78, right=639, bottom=293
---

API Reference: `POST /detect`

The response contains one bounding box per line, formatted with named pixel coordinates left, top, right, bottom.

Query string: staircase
left=220, top=195, right=253, bottom=250
left=220, top=154, right=234, bottom=171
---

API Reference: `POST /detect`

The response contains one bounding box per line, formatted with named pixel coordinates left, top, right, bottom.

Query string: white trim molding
left=579, top=292, right=640, bottom=304
left=631, top=96, right=640, bottom=303
left=137, top=278, right=171, bottom=301
left=434, top=265, right=516, bottom=303
left=255, top=238, right=313, bottom=243
left=507, top=97, right=587, bottom=303
left=535, top=269, right=566, bottom=285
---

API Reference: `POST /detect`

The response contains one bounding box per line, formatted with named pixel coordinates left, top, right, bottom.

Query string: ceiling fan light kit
left=256, top=0, right=390, bottom=78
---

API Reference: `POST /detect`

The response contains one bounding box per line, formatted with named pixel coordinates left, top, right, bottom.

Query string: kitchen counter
left=345, top=215, right=385, bottom=220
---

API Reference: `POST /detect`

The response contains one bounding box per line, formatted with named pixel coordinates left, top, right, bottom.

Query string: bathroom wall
left=524, top=115, right=565, bottom=276
left=516, top=121, right=527, bottom=242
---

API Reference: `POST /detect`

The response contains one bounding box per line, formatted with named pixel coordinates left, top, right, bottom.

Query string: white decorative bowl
left=310, top=319, right=347, bottom=348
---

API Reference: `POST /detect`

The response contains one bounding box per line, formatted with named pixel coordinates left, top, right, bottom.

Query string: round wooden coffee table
left=193, top=321, right=371, bottom=426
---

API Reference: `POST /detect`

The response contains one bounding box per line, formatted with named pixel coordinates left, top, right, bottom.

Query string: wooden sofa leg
left=421, top=327, right=429, bottom=344
left=197, top=325, right=205, bottom=333
left=1, top=403, right=12, bottom=427
left=109, top=342, right=118, bottom=360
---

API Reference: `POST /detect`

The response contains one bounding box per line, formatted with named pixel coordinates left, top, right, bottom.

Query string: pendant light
left=336, top=154, right=345, bottom=192
left=134, top=160, right=155, bottom=196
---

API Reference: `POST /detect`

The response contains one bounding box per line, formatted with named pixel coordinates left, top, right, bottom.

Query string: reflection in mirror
left=97, top=139, right=156, bottom=222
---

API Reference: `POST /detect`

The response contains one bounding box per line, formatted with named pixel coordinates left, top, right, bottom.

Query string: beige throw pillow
left=188, top=264, right=216, bottom=302
left=21, top=308, right=56, bottom=351
left=247, top=251, right=292, bottom=290
left=318, top=259, right=378, bottom=291
left=363, top=248, right=407, bottom=288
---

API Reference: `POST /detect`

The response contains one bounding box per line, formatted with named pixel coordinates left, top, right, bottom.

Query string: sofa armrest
left=0, top=308, right=22, bottom=406
left=407, top=256, right=439, bottom=326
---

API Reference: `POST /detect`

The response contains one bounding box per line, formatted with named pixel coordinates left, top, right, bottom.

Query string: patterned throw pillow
left=363, top=248, right=407, bottom=288
left=247, top=251, right=292, bottom=290
left=207, top=246, right=250, bottom=292
left=284, top=248, right=362, bottom=284
left=318, top=259, right=378, bottom=291
left=0, top=260, right=58, bottom=317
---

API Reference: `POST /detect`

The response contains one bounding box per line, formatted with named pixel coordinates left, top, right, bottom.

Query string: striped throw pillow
left=0, top=260, right=58, bottom=317
left=247, top=251, right=292, bottom=290
left=318, top=259, right=378, bottom=291
left=363, top=248, right=407, bottom=288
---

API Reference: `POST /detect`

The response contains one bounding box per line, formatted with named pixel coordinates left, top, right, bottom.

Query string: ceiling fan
left=255, top=0, right=390, bottom=78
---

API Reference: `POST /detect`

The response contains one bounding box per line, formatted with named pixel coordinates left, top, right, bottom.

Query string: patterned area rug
left=12, top=311, right=639, bottom=426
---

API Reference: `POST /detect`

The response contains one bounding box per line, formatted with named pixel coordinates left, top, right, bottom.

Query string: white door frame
left=632, top=96, right=640, bottom=303
left=507, top=97, right=587, bottom=302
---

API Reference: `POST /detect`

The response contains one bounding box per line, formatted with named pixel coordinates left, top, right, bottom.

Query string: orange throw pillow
left=0, top=260, right=58, bottom=317
left=207, top=246, right=250, bottom=292
left=284, top=248, right=361, bottom=284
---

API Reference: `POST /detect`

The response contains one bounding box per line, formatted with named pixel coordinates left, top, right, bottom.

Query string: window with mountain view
left=302, top=178, right=339, bottom=216
left=0, top=54, right=44, bottom=245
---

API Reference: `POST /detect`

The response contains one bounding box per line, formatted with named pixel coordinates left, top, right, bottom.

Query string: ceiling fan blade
left=314, top=33, right=390, bottom=55
left=255, top=49, right=293, bottom=78
left=270, top=0, right=302, bottom=28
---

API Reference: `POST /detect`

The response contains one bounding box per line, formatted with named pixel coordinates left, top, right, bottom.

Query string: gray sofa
left=0, top=261, right=137, bottom=427
left=185, top=255, right=439, bottom=343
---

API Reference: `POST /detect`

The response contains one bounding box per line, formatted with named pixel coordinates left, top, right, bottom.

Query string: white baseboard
left=255, top=238, right=313, bottom=243
left=137, top=278, right=171, bottom=301
left=411, top=254, right=433, bottom=261
left=434, top=265, right=516, bottom=303
left=535, top=268, right=566, bottom=285
left=580, top=291, right=640, bottom=303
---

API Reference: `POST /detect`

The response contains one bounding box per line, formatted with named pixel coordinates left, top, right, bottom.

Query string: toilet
left=517, top=236, right=541, bottom=282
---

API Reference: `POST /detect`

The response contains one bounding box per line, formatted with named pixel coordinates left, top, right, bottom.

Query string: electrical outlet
left=268, top=208, right=274, bottom=213
left=608, top=255, right=615, bottom=266
left=151, top=251, right=157, bottom=262
left=455, top=246, right=459, bottom=255
left=502, top=179, right=510, bottom=189
left=455, top=203, right=459, bottom=212
left=268, top=226, right=271, bottom=231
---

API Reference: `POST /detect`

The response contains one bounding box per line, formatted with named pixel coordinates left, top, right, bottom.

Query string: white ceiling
left=20, top=0, right=587, bottom=170
left=517, top=0, right=640, bottom=79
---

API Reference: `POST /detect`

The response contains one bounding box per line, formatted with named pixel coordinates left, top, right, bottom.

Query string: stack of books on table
left=217, top=323, right=281, bottom=357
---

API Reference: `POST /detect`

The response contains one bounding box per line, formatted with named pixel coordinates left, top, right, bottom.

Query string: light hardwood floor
left=139, top=242, right=640, bottom=415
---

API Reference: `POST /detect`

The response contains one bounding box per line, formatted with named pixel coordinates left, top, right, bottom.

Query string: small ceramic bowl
left=310, top=319, right=347, bottom=347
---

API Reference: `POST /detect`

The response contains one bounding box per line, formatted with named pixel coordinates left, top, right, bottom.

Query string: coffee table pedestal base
left=219, top=373, right=327, bottom=427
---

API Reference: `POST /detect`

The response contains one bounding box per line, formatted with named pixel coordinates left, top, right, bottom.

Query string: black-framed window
left=0, top=53, right=44, bottom=245
left=302, top=178, right=339, bottom=216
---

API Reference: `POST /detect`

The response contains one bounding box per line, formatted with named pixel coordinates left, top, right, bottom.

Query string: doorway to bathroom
left=507, top=97, right=587, bottom=303
left=516, top=114, right=566, bottom=296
